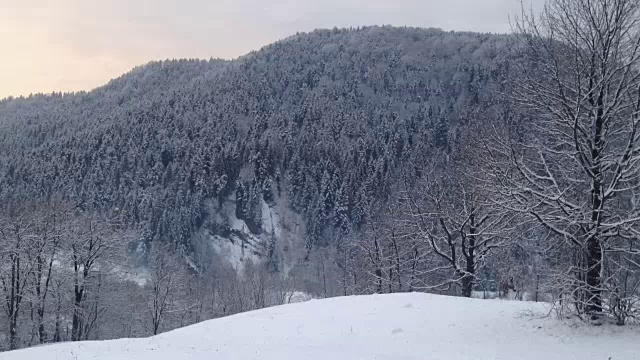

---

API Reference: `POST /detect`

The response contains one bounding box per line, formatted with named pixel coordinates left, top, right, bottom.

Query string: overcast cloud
left=0, top=0, right=544, bottom=98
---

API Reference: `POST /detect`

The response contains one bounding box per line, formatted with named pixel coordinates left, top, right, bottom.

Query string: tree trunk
left=9, top=318, right=18, bottom=350
left=461, top=215, right=476, bottom=298
left=71, top=285, right=84, bottom=341
left=461, top=273, right=473, bottom=298
left=38, top=308, right=46, bottom=344
left=53, top=291, right=62, bottom=342
left=585, top=71, right=605, bottom=317
left=586, top=236, right=603, bottom=316
left=587, top=170, right=603, bottom=316
left=391, top=231, right=402, bottom=292
left=373, top=238, right=382, bottom=294
left=320, top=254, right=328, bottom=298
left=460, top=256, right=475, bottom=298
left=409, top=247, right=418, bottom=292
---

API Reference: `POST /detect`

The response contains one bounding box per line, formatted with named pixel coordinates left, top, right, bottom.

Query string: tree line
left=0, top=199, right=324, bottom=351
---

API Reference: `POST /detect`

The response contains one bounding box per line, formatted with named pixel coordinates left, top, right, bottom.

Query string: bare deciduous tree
left=146, top=242, right=186, bottom=335
left=0, top=206, right=35, bottom=350
left=27, top=204, right=68, bottom=344
left=498, top=0, right=640, bottom=319
left=405, top=163, right=516, bottom=297
left=65, top=211, right=125, bottom=341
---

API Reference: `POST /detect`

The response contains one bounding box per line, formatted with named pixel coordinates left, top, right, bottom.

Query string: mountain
left=0, top=26, right=509, bottom=272
left=0, top=293, right=634, bottom=360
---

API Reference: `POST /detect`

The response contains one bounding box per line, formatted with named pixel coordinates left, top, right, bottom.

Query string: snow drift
left=0, top=293, right=637, bottom=360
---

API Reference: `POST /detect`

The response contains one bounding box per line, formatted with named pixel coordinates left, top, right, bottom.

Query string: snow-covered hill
left=1, top=294, right=637, bottom=360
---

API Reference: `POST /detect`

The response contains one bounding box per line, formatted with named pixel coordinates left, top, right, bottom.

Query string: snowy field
left=1, top=293, right=637, bottom=360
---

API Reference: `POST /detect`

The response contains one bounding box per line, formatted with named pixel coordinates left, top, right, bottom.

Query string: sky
left=0, top=0, right=543, bottom=99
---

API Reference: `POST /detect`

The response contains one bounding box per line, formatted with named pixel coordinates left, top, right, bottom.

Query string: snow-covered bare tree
left=145, top=242, right=186, bottom=335
left=499, top=0, right=640, bottom=320
left=404, top=162, right=516, bottom=297
left=349, top=199, right=426, bottom=295
left=0, top=205, right=36, bottom=350
left=64, top=210, right=127, bottom=341
left=26, top=203, right=70, bottom=344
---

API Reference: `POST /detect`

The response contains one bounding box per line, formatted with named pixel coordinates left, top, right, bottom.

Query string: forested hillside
left=0, top=26, right=507, bottom=268
left=0, top=27, right=518, bottom=348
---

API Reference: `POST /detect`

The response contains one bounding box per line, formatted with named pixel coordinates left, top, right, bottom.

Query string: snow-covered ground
left=1, top=293, right=637, bottom=360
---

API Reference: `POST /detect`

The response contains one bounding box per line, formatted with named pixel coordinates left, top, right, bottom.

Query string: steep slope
left=0, top=26, right=508, bottom=271
left=0, top=293, right=636, bottom=360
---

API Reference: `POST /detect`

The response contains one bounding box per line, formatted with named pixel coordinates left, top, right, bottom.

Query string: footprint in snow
left=391, top=328, right=404, bottom=334
left=403, top=303, right=413, bottom=308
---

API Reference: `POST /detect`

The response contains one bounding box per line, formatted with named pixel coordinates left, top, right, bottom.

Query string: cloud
left=0, top=0, right=544, bottom=98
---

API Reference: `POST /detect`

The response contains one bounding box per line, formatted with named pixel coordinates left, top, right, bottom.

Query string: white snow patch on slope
left=206, top=198, right=285, bottom=271
left=229, top=212, right=248, bottom=233
left=112, top=266, right=150, bottom=287
left=202, top=197, right=263, bottom=271
left=2, top=293, right=637, bottom=360
left=261, top=199, right=281, bottom=237
left=210, top=234, right=260, bottom=271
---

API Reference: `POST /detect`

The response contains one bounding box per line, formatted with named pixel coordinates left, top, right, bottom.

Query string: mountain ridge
left=0, top=26, right=509, bottom=273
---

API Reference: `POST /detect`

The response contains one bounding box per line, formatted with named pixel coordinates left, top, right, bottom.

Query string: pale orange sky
left=0, top=0, right=543, bottom=99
